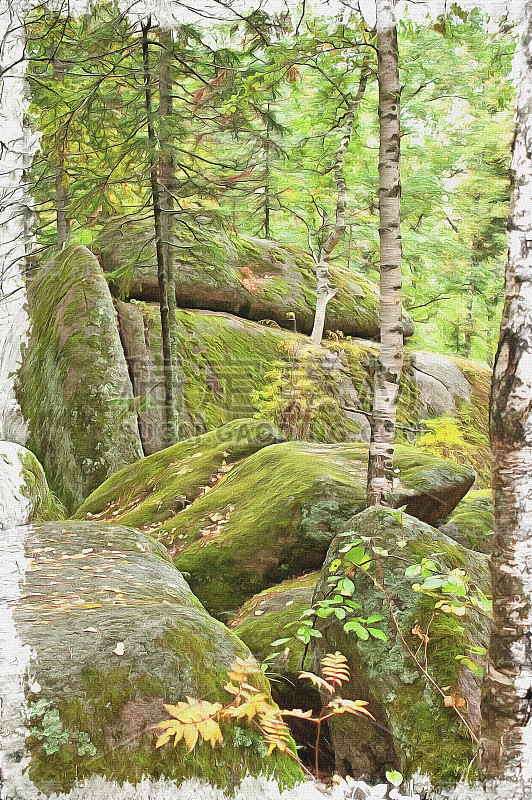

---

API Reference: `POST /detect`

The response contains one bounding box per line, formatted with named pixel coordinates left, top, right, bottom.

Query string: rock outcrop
left=2, top=521, right=302, bottom=796
left=17, top=246, right=143, bottom=512
left=76, top=427, right=473, bottom=618
left=115, top=301, right=491, bottom=483
left=74, top=419, right=285, bottom=530
left=97, top=220, right=414, bottom=340
left=310, top=507, right=490, bottom=784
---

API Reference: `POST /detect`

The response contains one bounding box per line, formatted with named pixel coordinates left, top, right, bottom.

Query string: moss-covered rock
left=17, top=246, right=143, bottom=512
left=0, top=442, right=63, bottom=529
left=74, top=419, right=285, bottom=532
left=171, top=442, right=474, bottom=618
left=97, top=220, right=414, bottom=339
left=9, top=521, right=302, bottom=795
left=310, top=507, right=490, bottom=785
left=115, top=302, right=490, bottom=482
left=440, top=489, right=493, bottom=554
left=229, top=573, right=319, bottom=682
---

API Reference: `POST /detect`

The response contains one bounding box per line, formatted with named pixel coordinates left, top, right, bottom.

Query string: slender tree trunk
left=141, top=18, right=178, bottom=446
left=310, top=67, right=368, bottom=345
left=52, top=53, right=69, bottom=248
left=158, top=27, right=179, bottom=438
left=263, top=105, right=272, bottom=239
left=480, top=3, right=532, bottom=787
left=366, top=0, right=403, bottom=506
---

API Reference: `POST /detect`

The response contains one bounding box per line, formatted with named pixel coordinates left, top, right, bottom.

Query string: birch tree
left=366, top=0, right=403, bottom=506
left=480, top=1, right=532, bottom=788
left=310, top=64, right=369, bottom=344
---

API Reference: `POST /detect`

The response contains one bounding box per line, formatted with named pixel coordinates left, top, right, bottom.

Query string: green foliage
left=252, top=340, right=359, bottom=441
left=418, top=416, right=491, bottom=485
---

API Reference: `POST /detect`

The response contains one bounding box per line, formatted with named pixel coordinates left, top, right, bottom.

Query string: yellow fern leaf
left=298, top=671, right=335, bottom=694
left=279, top=708, right=314, bottom=719
left=223, top=692, right=271, bottom=722
left=327, top=698, right=374, bottom=718
left=227, top=656, right=261, bottom=684
left=258, top=709, right=292, bottom=756
left=153, top=698, right=223, bottom=751
left=183, top=723, right=199, bottom=751
left=321, top=652, right=350, bottom=688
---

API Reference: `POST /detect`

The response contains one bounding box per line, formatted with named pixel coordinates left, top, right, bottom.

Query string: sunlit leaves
left=153, top=698, right=223, bottom=750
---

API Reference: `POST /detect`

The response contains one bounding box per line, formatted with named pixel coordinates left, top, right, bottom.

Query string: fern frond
left=321, top=652, right=350, bottom=688
left=258, top=709, right=292, bottom=756
left=326, top=697, right=374, bottom=719
left=298, top=671, right=335, bottom=694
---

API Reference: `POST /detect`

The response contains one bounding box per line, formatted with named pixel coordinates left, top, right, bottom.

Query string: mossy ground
left=17, top=521, right=302, bottom=794
left=170, top=442, right=474, bottom=618
left=74, top=419, right=284, bottom=531
left=312, top=507, right=490, bottom=784
left=17, top=245, right=143, bottom=512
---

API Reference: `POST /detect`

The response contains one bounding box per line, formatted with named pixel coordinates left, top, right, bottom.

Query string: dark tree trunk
left=141, top=18, right=178, bottom=446
left=158, top=27, right=180, bottom=434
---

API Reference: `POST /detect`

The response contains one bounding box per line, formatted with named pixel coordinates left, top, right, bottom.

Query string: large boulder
left=17, top=246, right=143, bottom=512
left=310, top=507, right=491, bottom=785
left=170, top=442, right=474, bottom=618
left=229, top=573, right=319, bottom=683
left=115, top=301, right=491, bottom=483
left=440, top=489, right=493, bottom=554
left=96, top=220, right=414, bottom=340
left=0, top=521, right=302, bottom=797
left=0, top=442, right=62, bottom=529
left=74, top=419, right=285, bottom=532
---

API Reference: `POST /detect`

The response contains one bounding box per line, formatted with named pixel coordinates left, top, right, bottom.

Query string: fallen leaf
left=113, top=642, right=125, bottom=656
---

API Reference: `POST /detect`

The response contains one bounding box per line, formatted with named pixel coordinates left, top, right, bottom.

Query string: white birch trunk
left=310, top=70, right=368, bottom=345
left=366, top=0, right=404, bottom=506
left=479, top=0, right=532, bottom=787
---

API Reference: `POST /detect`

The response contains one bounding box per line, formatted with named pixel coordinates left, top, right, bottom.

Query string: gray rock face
left=0, top=521, right=301, bottom=797
left=410, top=352, right=472, bottom=416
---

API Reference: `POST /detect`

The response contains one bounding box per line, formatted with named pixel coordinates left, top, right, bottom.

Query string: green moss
left=17, top=245, right=143, bottom=512
left=441, top=489, right=493, bottom=554
left=73, top=418, right=285, bottom=528
left=171, top=442, right=474, bottom=617
left=312, top=507, right=490, bottom=784
left=95, top=219, right=389, bottom=339
left=230, top=573, right=319, bottom=680
left=19, top=450, right=66, bottom=521
left=18, top=521, right=303, bottom=794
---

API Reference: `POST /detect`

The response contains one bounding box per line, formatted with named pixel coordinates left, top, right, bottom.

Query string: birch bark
left=310, top=68, right=368, bottom=345
left=366, top=0, right=403, bottom=506
left=480, top=0, right=532, bottom=785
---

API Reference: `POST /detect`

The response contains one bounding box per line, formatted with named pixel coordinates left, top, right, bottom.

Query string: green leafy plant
left=252, top=341, right=356, bottom=441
